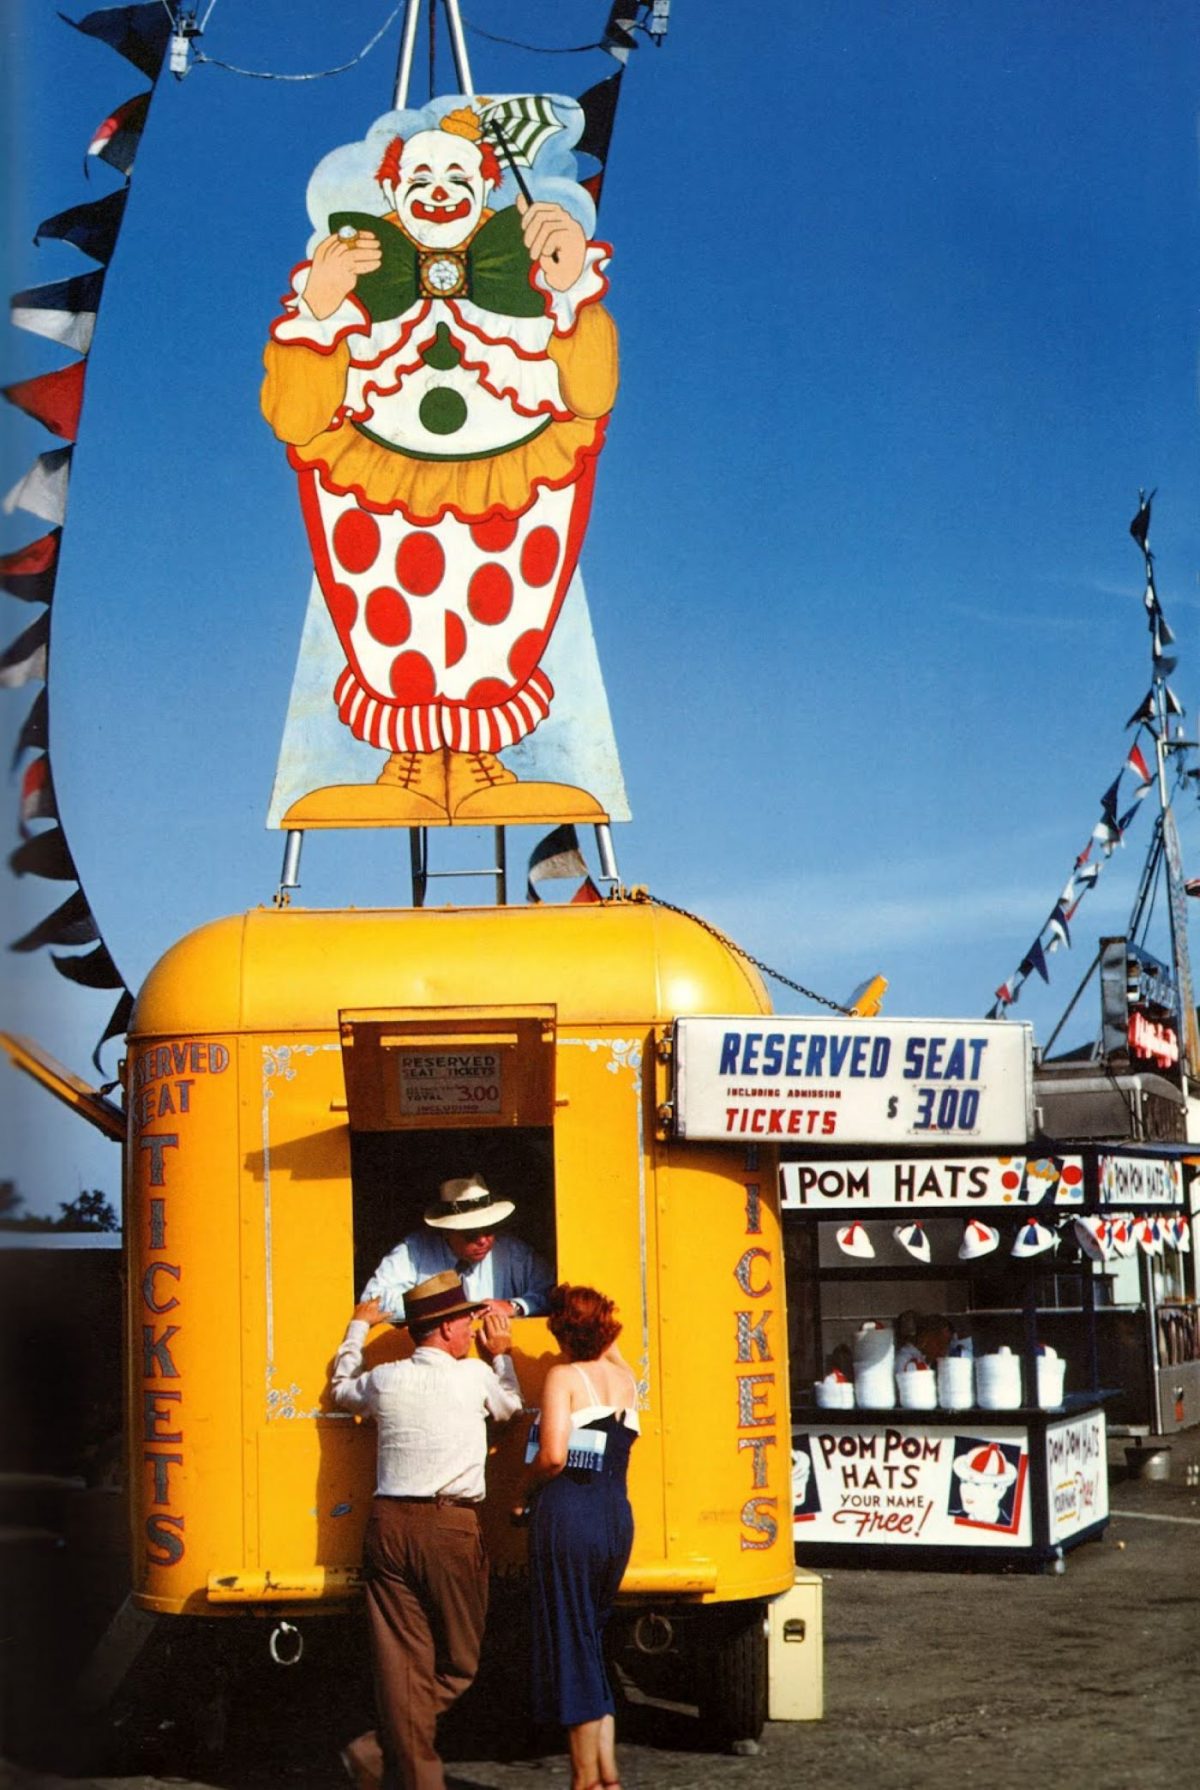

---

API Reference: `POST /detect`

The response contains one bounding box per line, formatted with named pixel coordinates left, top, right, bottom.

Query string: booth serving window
left=339, top=1006, right=558, bottom=1297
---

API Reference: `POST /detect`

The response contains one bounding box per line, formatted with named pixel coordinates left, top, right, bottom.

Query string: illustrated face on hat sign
left=390, top=129, right=490, bottom=250
left=954, top=1442, right=1018, bottom=1524
left=958, top=1219, right=999, bottom=1261
left=836, top=1221, right=875, bottom=1259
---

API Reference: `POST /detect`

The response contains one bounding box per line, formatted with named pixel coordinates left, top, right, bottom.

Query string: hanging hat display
left=1072, top=1214, right=1109, bottom=1262
left=958, top=1219, right=1000, bottom=1261
left=1012, top=1218, right=1056, bottom=1259
left=1108, top=1214, right=1137, bottom=1259
left=836, top=1221, right=875, bottom=1259
left=1135, top=1214, right=1161, bottom=1257
left=1173, top=1214, right=1191, bottom=1254
left=893, top=1220, right=931, bottom=1263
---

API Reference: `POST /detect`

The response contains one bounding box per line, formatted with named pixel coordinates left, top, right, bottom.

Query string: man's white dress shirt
left=362, top=1229, right=554, bottom=1319
left=332, top=1322, right=522, bottom=1499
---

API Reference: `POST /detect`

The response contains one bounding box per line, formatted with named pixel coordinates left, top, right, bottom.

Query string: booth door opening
left=339, top=1006, right=558, bottom=1303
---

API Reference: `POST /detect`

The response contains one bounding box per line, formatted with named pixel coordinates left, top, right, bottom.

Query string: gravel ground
left=3, top=1432, right=1198, bottom=1790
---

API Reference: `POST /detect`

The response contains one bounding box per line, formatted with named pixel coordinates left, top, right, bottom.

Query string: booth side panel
left=127, top=1033, right=245, bottom=1614
left=553, top=1028, right=665, bottom=1575
left=656, top=1143, right=793, bottom=1601
left=241, top=1036, right=364, bottom=1583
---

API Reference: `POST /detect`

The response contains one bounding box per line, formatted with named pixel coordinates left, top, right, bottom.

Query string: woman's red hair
left=547, top=1283, right=621, bottom=1360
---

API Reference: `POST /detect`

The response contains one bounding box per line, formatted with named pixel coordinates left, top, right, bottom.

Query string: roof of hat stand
left=130, top=901, right=771, bottom=1037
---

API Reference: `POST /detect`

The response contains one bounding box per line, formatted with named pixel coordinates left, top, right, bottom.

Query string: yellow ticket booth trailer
left=123, top=895, right=796, bottom=1738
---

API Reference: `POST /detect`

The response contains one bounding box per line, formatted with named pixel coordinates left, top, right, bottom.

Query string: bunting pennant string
left=526, top=823, right=590, bottom=901
left=988, top=492, right=1188, bottom=1017
left=11, top=271, right=104, bottom=354
left=3, top=361, right=87, bottom=442
left=0, top=530, right=61, bottom=605
left=3, top=447, right=73, bottom=526
left=575, top=71, right=624, bottom=211
left=10, top=887, right=97, bottom=954
left=86, top=90, right=152, bottom=176
left=35, top=188, right=129, bottom=264
left=4, top=7, right=163, bottom=1070
left=62, top=6, right=174, bottom=80
left=0, top=613, right=50, bottom=688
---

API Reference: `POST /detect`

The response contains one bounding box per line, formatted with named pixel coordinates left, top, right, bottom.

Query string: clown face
left=393, top=130, right=488, bottom=250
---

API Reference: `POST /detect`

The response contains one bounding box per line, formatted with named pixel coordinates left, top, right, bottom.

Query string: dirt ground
left=3, top=1428, right=1199, bottom=1790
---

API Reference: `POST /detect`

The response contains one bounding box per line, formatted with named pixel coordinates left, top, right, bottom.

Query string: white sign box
left=1097, top=1154, right=1183, bottom=1208
left=781, top=1154, right=1084, bottom=1213
left=792, top=1422, right=1033, bottom=1548
left=1045, top=1410, right=1108, bottom=1543
left=674, top=1018, right=1034, bottom=1147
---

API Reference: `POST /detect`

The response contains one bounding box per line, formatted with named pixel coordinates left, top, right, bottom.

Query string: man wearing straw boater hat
left=332, top=1271, right=522, bottom=1790
left=362, top=1173, right=553, bottom=1320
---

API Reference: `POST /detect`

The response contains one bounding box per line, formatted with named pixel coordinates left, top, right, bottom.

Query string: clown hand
left=517, top=196, right=586, bottom=292
left=303, top=230, right=382, bottom=321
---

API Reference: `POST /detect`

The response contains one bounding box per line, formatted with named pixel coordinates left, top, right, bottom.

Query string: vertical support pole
left=393, top=0, right=423, bottom=109
left=409, top=829, right=428, bottom=908
left=279, top=830, right=303, bottom=892
left=441, top=0, right=475, bottom=95
left=594, top=822, right=618, bottom=885
left=494, top=827, right=508, bottom=906
left=1142, top=1245, right=1164, bottom=1433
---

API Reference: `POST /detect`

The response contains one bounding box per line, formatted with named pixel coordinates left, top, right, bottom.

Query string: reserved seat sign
left=672, top=1017, right=1034, bottom=1147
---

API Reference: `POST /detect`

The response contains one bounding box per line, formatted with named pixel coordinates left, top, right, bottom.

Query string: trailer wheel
left=694, top=1603, right=767, bottom=1745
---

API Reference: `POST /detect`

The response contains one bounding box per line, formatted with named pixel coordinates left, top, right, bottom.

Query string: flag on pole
left=1125, top=689, right=1156, bottom=730
left=1127, top=742, right=1152, bottom=784
left=86, top=90, right=151, bottom=175
left=575, top=72, right=623, bottom=209
left=1019, top=940, right=1049, bottom=983
left=1129, top=492, right=1153, bottom=550
left=1075, top=860, right=1100, bottom=889
left=1047, top=903, right=1071, bottom=950
left=11, top=270, right=104, bottom=354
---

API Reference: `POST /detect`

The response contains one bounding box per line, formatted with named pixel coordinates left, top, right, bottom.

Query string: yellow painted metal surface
left=124, top=900, right=794, bottom=1617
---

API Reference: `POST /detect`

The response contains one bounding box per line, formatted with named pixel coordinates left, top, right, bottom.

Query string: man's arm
left=330, top=1299, right=385, bottom=1411
left=504, top=1237, right=555, bottom=1319
left=360, top=1237, right=425, bottom=1321
left=477, top=1311, right=523, bottom=1421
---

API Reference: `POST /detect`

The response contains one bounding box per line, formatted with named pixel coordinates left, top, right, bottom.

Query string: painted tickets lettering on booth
left=262, top=94, right=625, bottom=829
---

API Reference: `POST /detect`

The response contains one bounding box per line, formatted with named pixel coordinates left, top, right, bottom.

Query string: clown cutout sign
left=262, top=95, right=627, bottom=829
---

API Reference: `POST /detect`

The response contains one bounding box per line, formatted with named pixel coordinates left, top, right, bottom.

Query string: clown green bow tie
left=327, top=205, right=546, bottom=322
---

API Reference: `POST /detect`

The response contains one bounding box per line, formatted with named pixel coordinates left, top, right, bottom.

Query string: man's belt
left=377, top=1493, right=479, bottom=1509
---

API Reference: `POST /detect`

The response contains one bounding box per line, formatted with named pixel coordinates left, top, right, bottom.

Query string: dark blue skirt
left=528, top=1416, right=636, bottom=1727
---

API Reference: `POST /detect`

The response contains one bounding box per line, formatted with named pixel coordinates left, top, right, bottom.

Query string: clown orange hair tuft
left=375, top=136, right=404, bottom=189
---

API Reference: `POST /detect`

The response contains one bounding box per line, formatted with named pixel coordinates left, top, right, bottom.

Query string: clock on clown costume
left=261, top=98, right=620, bottom=826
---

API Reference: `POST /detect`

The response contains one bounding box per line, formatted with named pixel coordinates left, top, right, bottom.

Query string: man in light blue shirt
left=362, top=1173, right=555, bottom=1320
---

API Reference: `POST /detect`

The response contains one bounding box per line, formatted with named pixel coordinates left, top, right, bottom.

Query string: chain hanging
left=628, top=892, right=851, bottom=1015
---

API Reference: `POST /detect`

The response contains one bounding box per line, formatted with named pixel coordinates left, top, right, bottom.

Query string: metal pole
left=495, top=827, right=508, bottom=905
left=393, top=0, right=423, bottom=109
left=279, top=830, right=303, bottom=891
left=409, top=828, right=427, bottom=907
left=594, top=822, right=619, bottom=884
left=441, top=0, right=475, bottom=95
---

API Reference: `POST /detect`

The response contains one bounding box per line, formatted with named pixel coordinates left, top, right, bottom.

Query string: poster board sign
left=396, top=1048, right=502, bottom=1117
left=1045, top=1409, right=1108, bottom=1543
left=675, top=1019, right=1033, bottom=1146
left=791, top=1421, right=1032, bottom=1548
left=781, top=1154, right=1084, bottom=1213
left=1097, top=1154, right=1183, bottom=1208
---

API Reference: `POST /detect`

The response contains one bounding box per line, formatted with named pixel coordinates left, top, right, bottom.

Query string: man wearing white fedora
left=362, top=1174, right=554, bottom=1320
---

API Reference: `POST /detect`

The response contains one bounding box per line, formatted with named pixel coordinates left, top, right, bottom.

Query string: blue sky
left=3, top=1, right=1199, bottom=1215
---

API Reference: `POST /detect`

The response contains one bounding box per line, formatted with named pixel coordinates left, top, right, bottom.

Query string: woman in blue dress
left=514, top=1284, right=639, bottom=1790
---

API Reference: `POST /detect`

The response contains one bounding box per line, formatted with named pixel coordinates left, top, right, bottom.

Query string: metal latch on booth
left=782, top=1618, right=807, bottom=1643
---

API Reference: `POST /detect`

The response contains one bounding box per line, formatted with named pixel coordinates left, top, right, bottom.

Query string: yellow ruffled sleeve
left=260, top=339, right=352, bottom=448
left=547, top=305, right=619, bottom=421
